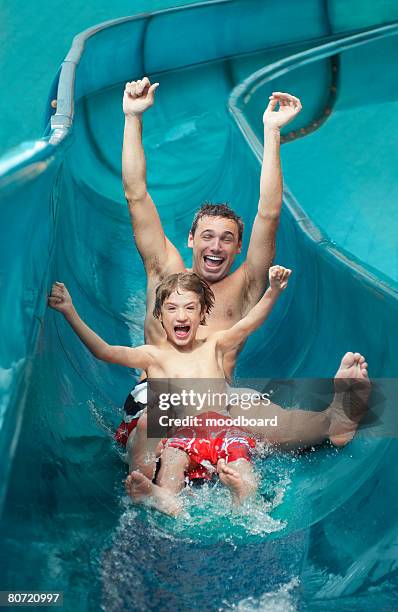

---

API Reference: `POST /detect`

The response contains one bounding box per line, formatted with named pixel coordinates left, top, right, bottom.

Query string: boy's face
left=160, top=290, right=204, bottom=347
left=188, top=216, right=242, bottom=283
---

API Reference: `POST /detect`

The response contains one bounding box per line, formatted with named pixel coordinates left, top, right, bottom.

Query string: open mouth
left=203, top=255, right=224, bottom=269
left=174, top=325, right=191, bottom=339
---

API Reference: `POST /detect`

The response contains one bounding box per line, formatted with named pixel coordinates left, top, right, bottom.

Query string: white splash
left=221, top=576, right=300, bottom=611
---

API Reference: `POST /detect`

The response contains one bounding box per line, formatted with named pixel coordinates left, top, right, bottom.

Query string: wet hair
left=190, top=202, right=243, bottom=242
left=153, top=272, right=215, bottom=325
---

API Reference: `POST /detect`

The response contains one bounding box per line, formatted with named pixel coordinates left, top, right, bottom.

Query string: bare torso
left=143, top=335, right=230, bottom=416
left=145, top=337, right=222, bottom=379
left=144, top=264, right=248, bottom=381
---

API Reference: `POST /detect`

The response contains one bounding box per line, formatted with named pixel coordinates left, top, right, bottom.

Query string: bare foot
left=217, top=459, right=250, bottom=504
left=125, top=471, right=182, bottom=517
left=329, top=352, right=371, bottom=446
left=125, top=471, right=153, bottom=500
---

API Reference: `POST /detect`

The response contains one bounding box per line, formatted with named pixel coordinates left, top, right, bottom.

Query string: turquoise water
left=1, top=2, right=398, bottom=610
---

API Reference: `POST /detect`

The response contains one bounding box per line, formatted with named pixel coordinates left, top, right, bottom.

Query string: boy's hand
left=263, top=92, right=302, bottom=130
left=123, top=77, right=159, bottom=116
left=269, top=266, right=291, bottom=292
left=48, top=282, right=73, bottom=314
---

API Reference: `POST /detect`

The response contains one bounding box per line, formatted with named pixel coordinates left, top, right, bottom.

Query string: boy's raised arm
left=48, top=282, right=152, bottom=370
left=122, top=78, right=183, bottom=277
left=216, top=266, right=291, bottom=353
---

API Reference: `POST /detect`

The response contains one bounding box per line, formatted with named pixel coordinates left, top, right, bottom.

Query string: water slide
left=1, top=1, right=398, bottom=609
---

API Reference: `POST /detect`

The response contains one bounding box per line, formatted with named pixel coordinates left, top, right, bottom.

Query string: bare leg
left=125, top=411, right=162, bottom=480
left=217, top=459, right=257, bottom=504
left=229, top=352, right=370, bottom=450
left=229, top=399, right=330, bottom=450
left=125, top=471, right=182, bottom=517
left=156, top=446, right=189, bottom=494
left=125, top=446, right=188, bottom=517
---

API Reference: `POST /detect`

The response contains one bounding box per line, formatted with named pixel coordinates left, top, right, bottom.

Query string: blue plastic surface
left=1, top=3, right=398, bottom=610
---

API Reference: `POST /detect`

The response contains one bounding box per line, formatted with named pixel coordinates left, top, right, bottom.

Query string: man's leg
left=229, top=352, right=370, bottom=450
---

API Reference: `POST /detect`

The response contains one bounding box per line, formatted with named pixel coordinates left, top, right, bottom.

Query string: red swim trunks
left=166, top=411, right=256, bottom=480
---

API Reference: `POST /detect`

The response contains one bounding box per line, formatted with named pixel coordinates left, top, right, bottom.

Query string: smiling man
left=119, top=77, right=370, bottom=482
left=121, top=78, right=300, bottom=383
left=189, top=203, right=243, bottom=282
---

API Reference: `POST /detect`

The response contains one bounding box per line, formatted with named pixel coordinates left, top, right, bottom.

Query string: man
left=120, top=77, right=369, bottom=483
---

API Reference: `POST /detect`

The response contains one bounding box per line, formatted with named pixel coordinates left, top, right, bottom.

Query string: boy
left=48, top=266, right=291, bottom=516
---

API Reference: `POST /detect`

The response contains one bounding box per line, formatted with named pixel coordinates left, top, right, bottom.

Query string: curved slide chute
left=1, top=2, right=398, bottom=609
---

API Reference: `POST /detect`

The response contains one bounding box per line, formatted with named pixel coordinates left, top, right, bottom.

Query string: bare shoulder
left=215, top=263, right=253, bottom=307
left=200, top=335, right=216, bottom=347
left=213, top=265, right=247, bottom=297
left=203, top=330, right=224, bottom=348
left=190, top=336, right=218, bottom=357
left=141, top=343, right=161, bottom=358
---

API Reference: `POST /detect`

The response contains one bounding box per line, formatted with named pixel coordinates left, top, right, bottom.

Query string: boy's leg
left=126, top=411, right=162, bottom=479
left=125, top=446, right=188, bottom=517
left=156, top=446, right=190, bottom=494
left=217, top=458, right=257, bottom=504
left=229, top=352, right=370, bottom=450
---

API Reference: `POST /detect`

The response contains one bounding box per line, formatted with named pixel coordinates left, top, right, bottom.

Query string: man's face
left=160, top=290, right=204, bottom=347
left=188, top=216, right=242, bottom=283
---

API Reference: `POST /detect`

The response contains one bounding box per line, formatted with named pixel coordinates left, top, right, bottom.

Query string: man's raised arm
left=243, top=92, right=302, bottom=306
left=122, top=77, right=183, bottom=277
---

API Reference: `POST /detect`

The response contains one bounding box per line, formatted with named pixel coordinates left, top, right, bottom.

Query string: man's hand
left=263, top=92, right=302, bottom=130
left=269, top=265, right=292, bottom=292
left=48, top=282, right=73, bottom=314
left=123, top=77, right=159, bottom=116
